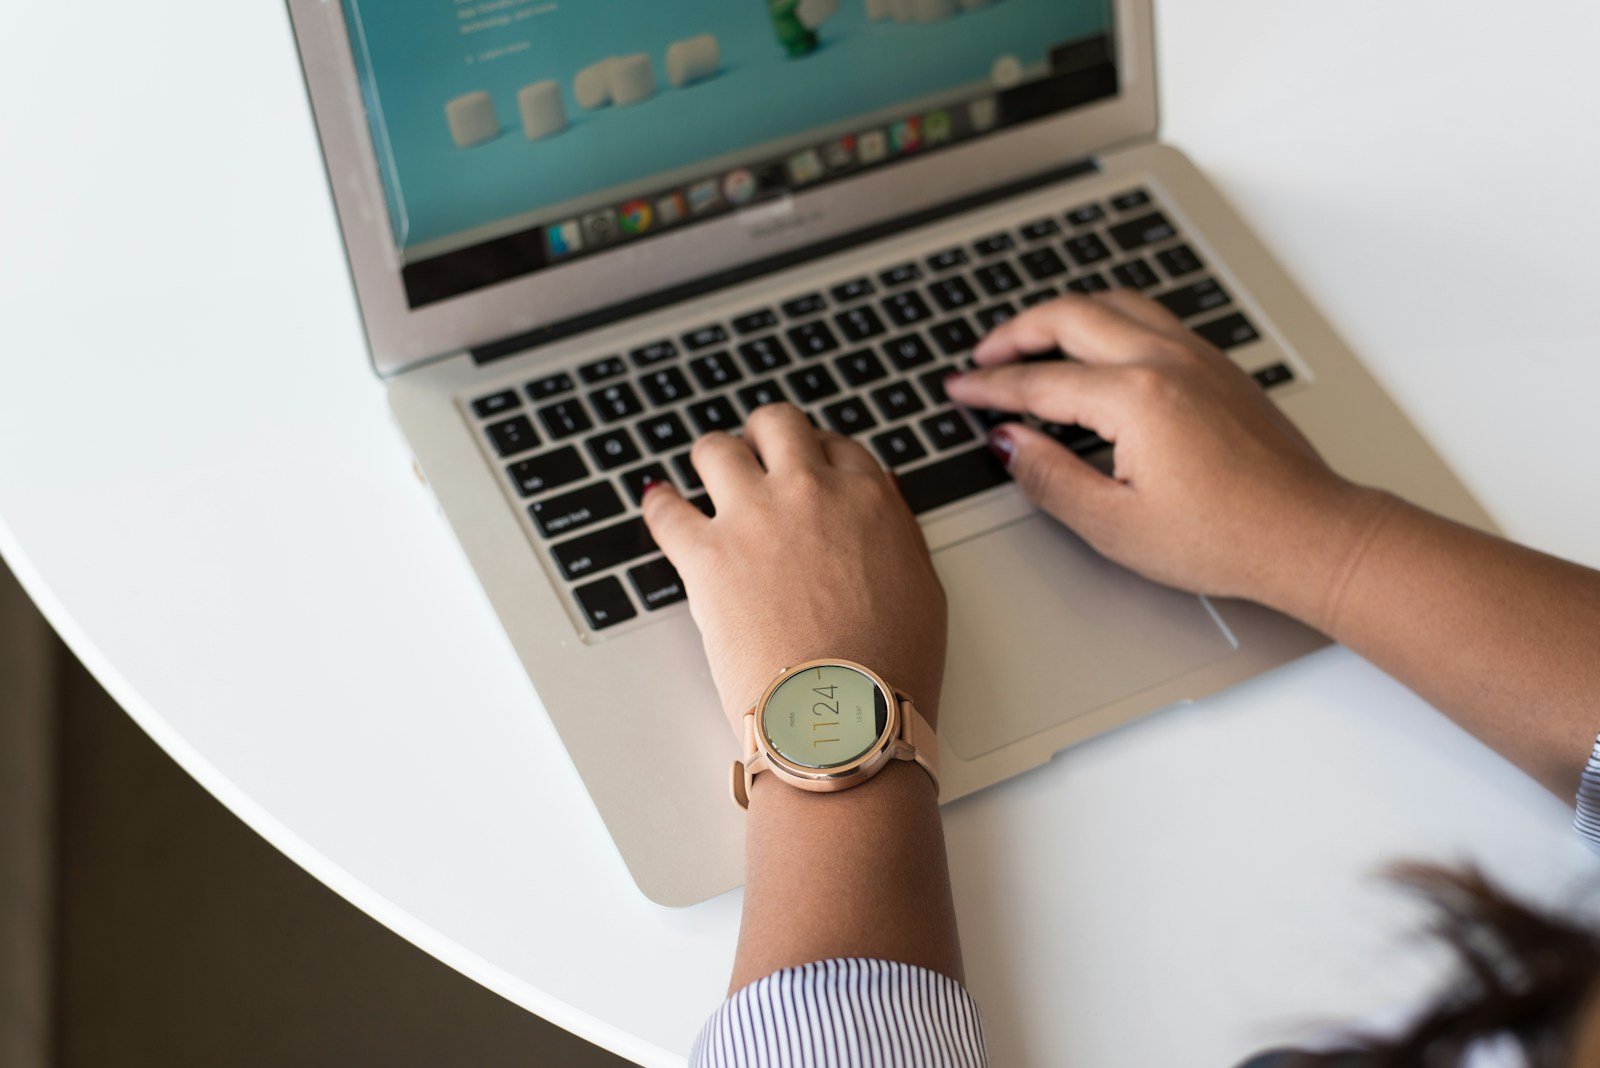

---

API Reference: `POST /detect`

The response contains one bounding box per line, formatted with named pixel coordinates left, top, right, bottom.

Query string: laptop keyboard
left=465, top=187, right=1295, bottom=634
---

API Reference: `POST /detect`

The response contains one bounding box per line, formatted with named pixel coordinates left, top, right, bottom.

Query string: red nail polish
left=943, top=370, right=964, bottom=385
left=987, top=428, right=1016, bottom=468
left=641, top=478, right=663, bottom=495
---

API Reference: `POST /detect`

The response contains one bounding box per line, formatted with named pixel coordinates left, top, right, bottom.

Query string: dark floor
left=52, top=647, right=629, bottom=1067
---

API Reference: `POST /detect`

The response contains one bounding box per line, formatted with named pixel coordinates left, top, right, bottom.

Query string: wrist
left=1258, top=480, right=1401, bottom=635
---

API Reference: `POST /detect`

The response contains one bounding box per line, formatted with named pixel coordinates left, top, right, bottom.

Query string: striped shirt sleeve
left=689, top=957, right=988, bottom=1067
left=1574, top=734, right=1600, bottom=851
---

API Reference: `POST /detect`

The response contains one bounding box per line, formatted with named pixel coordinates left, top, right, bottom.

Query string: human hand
left=945, top=290, right=1381, bottom=622
left=641, top=403, right=947, bottom=738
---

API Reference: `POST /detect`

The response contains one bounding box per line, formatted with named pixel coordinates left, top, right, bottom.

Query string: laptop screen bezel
left=287, top=0, right=1157, bottom=378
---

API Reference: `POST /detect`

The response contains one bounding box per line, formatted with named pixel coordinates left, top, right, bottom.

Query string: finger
left=639, top=479, right=708, bottom=565
left=946, top=360, right=1127, bottom=432
left=741, top=402, right=827, bottom=471
left=818, top=430, right=885, bottom=477
left=987, top=422, right=1127, bottom=544
left=972, top=294, right=1171, bottom=368
left=1091, top=288, right=1192, bottom=343
left=691, top=430, right=762, bottom=502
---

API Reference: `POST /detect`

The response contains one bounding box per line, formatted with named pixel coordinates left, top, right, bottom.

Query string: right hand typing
left=945, top=290, right=1386, bottom=623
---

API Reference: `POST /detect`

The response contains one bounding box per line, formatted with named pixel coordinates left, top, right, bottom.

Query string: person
left=636, top=289, right=1600, bottom=1066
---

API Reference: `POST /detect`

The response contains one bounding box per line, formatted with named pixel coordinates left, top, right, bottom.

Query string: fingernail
left=943, top=370, right=964, bottom=388
left=987, top=428, right=1016, bottom=468
left=641, top=478, right=664, bottom=496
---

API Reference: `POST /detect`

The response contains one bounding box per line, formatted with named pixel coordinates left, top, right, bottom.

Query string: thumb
left=989, top=423, right=1123, bottom=541
left=639, top=478, right=707, bottom=566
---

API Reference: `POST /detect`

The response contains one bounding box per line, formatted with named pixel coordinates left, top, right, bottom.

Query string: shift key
left=552, top=516, right=657, bottom=580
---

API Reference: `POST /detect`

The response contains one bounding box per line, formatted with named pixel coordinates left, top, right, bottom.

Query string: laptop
left=287, top=0, right=1491, bottom=905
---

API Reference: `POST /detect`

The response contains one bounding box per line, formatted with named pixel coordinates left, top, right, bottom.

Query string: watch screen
left=762, top=664, right=890, bottom=771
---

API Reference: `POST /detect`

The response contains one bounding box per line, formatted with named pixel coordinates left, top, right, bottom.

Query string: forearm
left=730, top=759, right=962, bottom=993
left=1278, top=490, right=1600, bottom=798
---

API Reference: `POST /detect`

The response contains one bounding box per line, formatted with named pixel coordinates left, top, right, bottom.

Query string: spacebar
left=897, top=446, right=1011, bottom=515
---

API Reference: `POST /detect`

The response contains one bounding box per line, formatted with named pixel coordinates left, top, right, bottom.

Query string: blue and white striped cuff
left=1574, top=734, right=1600, bottom=852
left=689, top=957, right=988, bottom=1068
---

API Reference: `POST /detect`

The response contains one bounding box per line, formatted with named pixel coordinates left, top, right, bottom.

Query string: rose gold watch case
left=730, top=658, right=939, bottom=808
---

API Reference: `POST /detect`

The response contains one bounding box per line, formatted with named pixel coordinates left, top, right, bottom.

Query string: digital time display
left=761, top=664, right=889, bottom=771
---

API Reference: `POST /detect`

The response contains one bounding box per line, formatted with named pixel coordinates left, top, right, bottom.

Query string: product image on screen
left=762, top=664, right=890, bottom=771
left=341, top=0, right=1117, bottom=305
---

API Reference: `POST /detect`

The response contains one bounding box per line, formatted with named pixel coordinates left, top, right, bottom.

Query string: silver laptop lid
left=288, top=0, right=1156, bottom=377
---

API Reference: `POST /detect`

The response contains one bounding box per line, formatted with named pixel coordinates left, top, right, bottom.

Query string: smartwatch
left=730, top=658, right=940, bottom=808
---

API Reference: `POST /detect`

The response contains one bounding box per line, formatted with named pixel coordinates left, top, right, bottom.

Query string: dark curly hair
left=1270, top=865, right=1600, bottom=1067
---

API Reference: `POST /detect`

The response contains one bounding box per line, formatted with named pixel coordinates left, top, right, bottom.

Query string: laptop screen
left=342, top=0, right=1117, bottom=309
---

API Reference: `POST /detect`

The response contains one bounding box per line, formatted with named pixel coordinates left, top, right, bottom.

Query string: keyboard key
left=628, top=557, right=687, bottom=610
left=974, top=262, right=1023, bottom=297
left=553, top=517, right=657, bottom=581
left=969, top=407, right=1013, bottom=430
left=882, top=333, right=935, bottom=371
left=974, top=303, right=1017, bottom=333
left=1108, top=212, right=1177, bottom=252
left=788, top=320, right=840, bottom=358
left=882, top=290, right=933, bottom=327
left=870, top=426, right=928, bottom=467
left=485, top=415, right=540, bottom=458
left=637, top=412, right=691, bottom=453
left=1020, top=288, right=1060, bottom=307
left=1064, top=233, right=1112, bottom=266
left=578, top=355, right=627, bottom=384
left=529, top=481, right=625, bottom=538
left=896, top=446, right=1010, bottom=514
left=1065, top=203, right=1106, bottom=227
left=687, top=395, right=740, bottom=433
left=732, top=308, right=779, bottom=335
left=585, top=427, right=642, bottom=470
left=926, top=247, right=968, bottom=272
left=821, top=397, right=878, bottom=434
left=1043, top=423, right=1109, bottom=454
left=929, top=318, right=979, bottom=355
left=640, top=367, right=694, bottom=407
left=689, top=350, right=743, bottom=389
left=921, top=367, right=961, bottom=405
left=507, top=446, right=587, bottom=497
left=1110, top=189, right=1152, bottom=212
left=1110, top=258, right=1161, bottom=290
left=929, top=276, right=978, bottom=311
left=630, top=340, right=679, bottom=368
left=921, top=409, right=976, bottom=450
left=738, top=336, right=792, bottom=374
left=834, top=348, right=889, bottom=387
left=830, top=277, right=876, bottom=303
left=781, top=292, right=827, bottom=319
left=1019, top=247, right=1068, bottom=281
left=1194, top=312, right=1262, bottom=350
left=973, top=232, right=1014, bottom=257
left=525, top=372, right=574, bottom=400
left=786, top=364, right=842, bottom=403
left=1066, top=272, right=1110, bottom=293
left=537, top=399, right=594, bottom=439
left=1156, top=277, right=1232, bottom=319
left=573, top=576, right=637, bottom=630
left=682, top=324, right=729, bottom=351
left=1020, top=218, right=1061, bottom=242
left=1252, top=362, right=1295, bottom=389
left=671, top=452, right=703, bottom=491
left=879, top=261, right=922, bottom=288
left=588, top=383, right=644, bottom=423
left=834, top=304, right=887, bottom=342
left=472, top=390, right=520, bottom=418
left=1156, top=244, right=1205, bottom=278
left=871, top=381, right=926, bottom=421
left=621, top=462, right=671, bottom=504
left=736, top=378, right=788, bottom=413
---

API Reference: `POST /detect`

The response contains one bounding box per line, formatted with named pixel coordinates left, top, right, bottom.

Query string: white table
left=3, top=3, right=1598, bottom=1064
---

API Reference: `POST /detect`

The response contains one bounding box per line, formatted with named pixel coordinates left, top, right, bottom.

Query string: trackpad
left=935, top=515, right=1237, bottom=760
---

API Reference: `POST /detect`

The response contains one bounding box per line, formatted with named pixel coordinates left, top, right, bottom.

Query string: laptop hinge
left=470, top=156, right=1100, bottom=366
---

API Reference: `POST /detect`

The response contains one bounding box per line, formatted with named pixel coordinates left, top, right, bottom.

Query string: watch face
left=761, top=663, right=890, bottom=771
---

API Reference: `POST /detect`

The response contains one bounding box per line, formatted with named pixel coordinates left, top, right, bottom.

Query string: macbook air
left=287, top=0, right=1491, bottom=905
